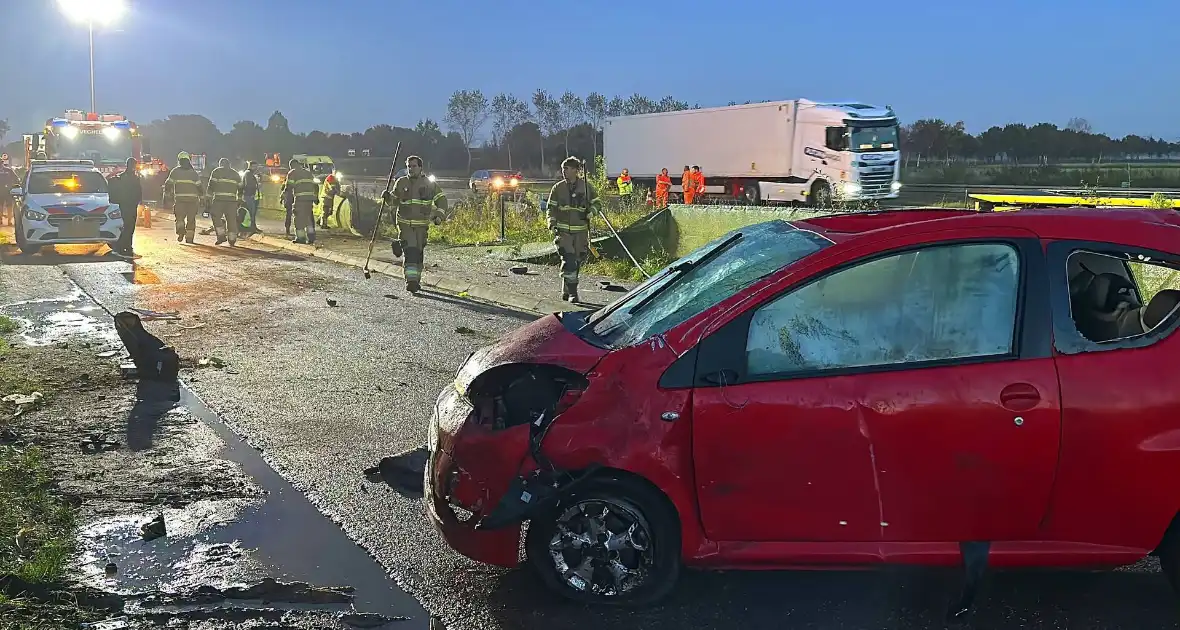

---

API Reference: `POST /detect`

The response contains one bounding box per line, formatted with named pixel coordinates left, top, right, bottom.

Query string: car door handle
left=702, top=369, right=740, bottom=385
left=1000, top=383, right=1041, bottom=412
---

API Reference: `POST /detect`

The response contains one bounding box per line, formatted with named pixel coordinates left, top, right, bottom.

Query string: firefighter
left=547, top=156, right=601, bottom=303
left=616, top=168, right=633, bottom=200
left=655, top=167, right=671, bottom=208
left=285, top=158, right=319, bottom=244
left=162, top=152, right=205, bottom=243
left=681, top=165, right=694, bottom=204
left=0, top=164, right=18, bottom=227
left=206, top=158, right=242, bottom=245
left=692, top=165, right=706, bottom=202
left=280, top=178, right=295, bottom=237
left=240, top=161, right=261, bottom=234
left=107, top=157, right=143, bottom=256
left=381, top=155, right=447, bottom=293
left=319, top=171, right=342, bottom=229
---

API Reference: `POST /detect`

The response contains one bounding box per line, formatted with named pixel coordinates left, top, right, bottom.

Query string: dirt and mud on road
left=0, top=269, right=431, bottom=629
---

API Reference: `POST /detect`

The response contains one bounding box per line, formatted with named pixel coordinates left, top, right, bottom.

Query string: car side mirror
left=10, top=187, right=23, bottom=198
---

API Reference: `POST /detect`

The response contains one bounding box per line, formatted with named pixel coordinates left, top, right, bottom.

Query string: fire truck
left=30, top=110, right=143, bottom=178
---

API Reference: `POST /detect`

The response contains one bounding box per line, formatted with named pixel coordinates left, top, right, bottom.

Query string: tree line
left=4, top=97, right=1177, bottom=176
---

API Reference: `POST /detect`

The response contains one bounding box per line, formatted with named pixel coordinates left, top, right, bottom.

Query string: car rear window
left=27, top=170, right=108, bottom=195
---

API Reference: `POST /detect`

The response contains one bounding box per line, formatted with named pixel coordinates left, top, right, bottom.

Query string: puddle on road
left=3, top=285, right=433, bottom=628
left=2, top=290, right=122, bottom=348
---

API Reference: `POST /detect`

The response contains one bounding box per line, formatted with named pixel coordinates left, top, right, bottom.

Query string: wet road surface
left=5, top=224, right=1179, bottom=629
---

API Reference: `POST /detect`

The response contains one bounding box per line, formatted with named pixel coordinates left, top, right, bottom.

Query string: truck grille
left=858, top=170, right=895, bottom=196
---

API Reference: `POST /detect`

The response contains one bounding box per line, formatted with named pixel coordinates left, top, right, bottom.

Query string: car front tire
left=525, top=477, right=681, bottom=606
left=13, top=215, right=41, bottom=255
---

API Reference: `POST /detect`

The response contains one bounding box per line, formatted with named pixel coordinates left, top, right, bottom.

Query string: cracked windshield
left=0, top=1, right=1176, bottom=629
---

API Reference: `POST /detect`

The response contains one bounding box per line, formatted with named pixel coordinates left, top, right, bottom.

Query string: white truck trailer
left=602, top=99, right=902, bottom=205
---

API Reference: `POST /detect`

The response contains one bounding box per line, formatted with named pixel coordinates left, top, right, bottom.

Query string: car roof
left=30, top=162, right=101, bottom=173
left=794, top=207, right=1180, bottom=250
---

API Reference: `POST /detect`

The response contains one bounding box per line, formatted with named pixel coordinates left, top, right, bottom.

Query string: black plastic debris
left=326, top=298, right=339, bottom=307
left=114, top=312, right=180, bottom=382
left=140, top=514, right=166, bottom=541
left=363, top=447, right=429, bottom=499
left=509, top=265, right=528, bottom=274
left=598, top=280, right=626, bottom=291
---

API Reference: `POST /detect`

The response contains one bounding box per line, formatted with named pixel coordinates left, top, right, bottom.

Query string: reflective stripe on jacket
left=286, top=167, right=318, bottom=201
left=547, top=179, right=601, bottom=232
left=165, top=166, right=204, bottom=201
left=207, top=166, right=241, bottom=202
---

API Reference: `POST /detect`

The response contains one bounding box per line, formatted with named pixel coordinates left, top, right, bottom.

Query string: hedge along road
left=20, top=220, right=1180, bottom=630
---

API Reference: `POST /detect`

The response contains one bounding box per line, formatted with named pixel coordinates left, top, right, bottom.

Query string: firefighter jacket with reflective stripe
left=285, top=167, right=318, bottom=202
left=164, top=165, right=204, bottom=201
left=207, top=166, right=242, bottom=202
left=547, top=178, right=600, bottom=233
left=392, top=174, right=447, bottom=226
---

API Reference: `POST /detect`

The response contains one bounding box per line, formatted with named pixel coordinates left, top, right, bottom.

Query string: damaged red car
left=423, top=207, right=1180, bottom=611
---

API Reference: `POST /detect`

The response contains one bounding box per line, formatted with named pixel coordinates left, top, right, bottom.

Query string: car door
left=690, top=229, right=1061, bottom=543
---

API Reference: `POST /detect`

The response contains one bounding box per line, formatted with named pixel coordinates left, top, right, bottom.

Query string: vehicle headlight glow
left=493, top=177, right=504, bottom=188
left=102, top=126, right=122, bottom=141
left=23, top=207, right=47, bottom=221
left=891, top=181, right=902, bottom=191
left=270, top=174, right=281, bottom=183
left=334, top=171, right=342, bottom=179
left=509, top=177, right=519, bottom=187
left=60, top=125, right=79, bottom=140
left=140, top=167, right=155, bottom=176
left=427, top=174, right=437, bottom=183
left=841, top=181, right=861, bottom=196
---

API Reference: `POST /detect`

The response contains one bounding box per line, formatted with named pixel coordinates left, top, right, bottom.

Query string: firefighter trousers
left=396, top=223, right=428, bottom=287
left=555, top=230, right=590, bottom=297
left=293, top=200, right=316, bottom=243
left=173, top=201, right=198, bottom=242
left=211, top=200, right=239, bottom=244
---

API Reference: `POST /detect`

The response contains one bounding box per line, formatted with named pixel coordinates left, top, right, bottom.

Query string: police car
left=9, top=160, right=124, bottom=255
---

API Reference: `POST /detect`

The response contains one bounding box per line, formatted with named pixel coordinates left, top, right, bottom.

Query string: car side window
left=746, top=243, right=1020, bottom=377
left=1065, top=248, right=1180, bottom=345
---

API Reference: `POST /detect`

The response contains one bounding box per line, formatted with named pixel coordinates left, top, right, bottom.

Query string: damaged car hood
left=454, top=313, right=607, bottom=395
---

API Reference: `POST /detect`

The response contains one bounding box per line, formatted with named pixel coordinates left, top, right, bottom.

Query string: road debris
left=327, top=298, right=339, bottom=307
left=598, top=280, right=626, bottom=291
left=198, top=356, right=227, bottom=369
left=509, top=265, right=528, bottom=274
left=139, top=514, right=167, bottom=541
left=3, top=391, right=43, bottom=406
left=363, top=447, right=428, bottom=499
left=455, top=326, right=476, bottom=335
left=80, top=435, right=121, bottom=453
left=96, top=350, right=120, bottom=358
left=179, top=322, right=207, bottom=330
left=128, top=308, right=181, bottom=321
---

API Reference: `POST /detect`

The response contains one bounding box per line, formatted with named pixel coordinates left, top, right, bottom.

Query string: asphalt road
left=7, top=223, right=1179, bottom=629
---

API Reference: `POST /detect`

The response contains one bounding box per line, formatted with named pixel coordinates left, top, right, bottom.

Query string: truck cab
left=797, top=102, right=902, bottom=204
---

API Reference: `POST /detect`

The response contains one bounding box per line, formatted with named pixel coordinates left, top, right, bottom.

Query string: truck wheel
left=810, top=180, right=832, bottom=208
left=742, top=182, right=761, bottom=206
left=526, top=477, right=681, bottom=606
left=1157, top=518, right=1180, bottom=594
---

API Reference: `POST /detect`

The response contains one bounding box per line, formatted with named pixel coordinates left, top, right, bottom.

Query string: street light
left=57, top=0, right=126, bottom=115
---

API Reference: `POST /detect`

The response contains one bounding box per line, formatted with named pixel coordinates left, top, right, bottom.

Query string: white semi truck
left=602, top=99, right=902, bottom=206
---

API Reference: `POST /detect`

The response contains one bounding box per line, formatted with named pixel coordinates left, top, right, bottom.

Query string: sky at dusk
left=2, top=0, right=1177, bottom=140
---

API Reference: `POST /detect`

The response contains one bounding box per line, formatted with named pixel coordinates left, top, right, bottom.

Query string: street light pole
left=88, top=20, right=95, bottom=114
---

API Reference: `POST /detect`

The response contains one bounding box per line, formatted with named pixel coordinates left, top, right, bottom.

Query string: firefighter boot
left=406, top=281, right=421, bottom=294
left=390, top=240, right=403, bottom=258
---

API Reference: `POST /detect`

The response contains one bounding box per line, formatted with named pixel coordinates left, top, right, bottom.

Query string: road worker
left=616, top=168, right=633, bottom=200
left=655, top=167, right=671, bottom=208
left=319, top=172, right=343, bottom=229
left=162, top=152, right=205, bottom=243
left=681, top=165, right=694, bottom=204
left=206, top=158, right=242, bottom=246
left=547, top=156, right=601, bottom=303
left=285, top=159, right=319, bottom=244
left=381, top=155, right=447, bottom=293
left=693, top=165, right=706, bottom=202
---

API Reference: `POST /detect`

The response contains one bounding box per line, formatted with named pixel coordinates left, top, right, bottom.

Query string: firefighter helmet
left=177, top=151, right=191, bottom=162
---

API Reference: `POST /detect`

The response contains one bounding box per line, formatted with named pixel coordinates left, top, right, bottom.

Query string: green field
left=904, top=163, right=1180, bottom=188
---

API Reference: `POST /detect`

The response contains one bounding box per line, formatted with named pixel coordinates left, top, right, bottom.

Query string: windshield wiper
left=626, top=232, right=744, bottom=317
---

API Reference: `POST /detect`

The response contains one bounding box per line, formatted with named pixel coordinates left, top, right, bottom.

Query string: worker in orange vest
left=681, top=165, right=695, bottom=204
left=692, top=165, right=705, bottom=202
left=655, top=168, right=671, bottom=208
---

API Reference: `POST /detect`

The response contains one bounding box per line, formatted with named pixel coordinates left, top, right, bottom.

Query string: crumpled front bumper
left=23, top=215, right=123, bottom=245
left=424, top=386, right=523, bottom=568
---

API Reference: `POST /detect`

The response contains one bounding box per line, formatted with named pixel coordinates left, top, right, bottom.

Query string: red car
left=423, top=207, right=1180, bottom=613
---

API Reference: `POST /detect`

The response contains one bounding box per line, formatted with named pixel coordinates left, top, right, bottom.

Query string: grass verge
left=0, top=341, right=112, bottom=628
left=584, top=248, right=673, bottom=283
